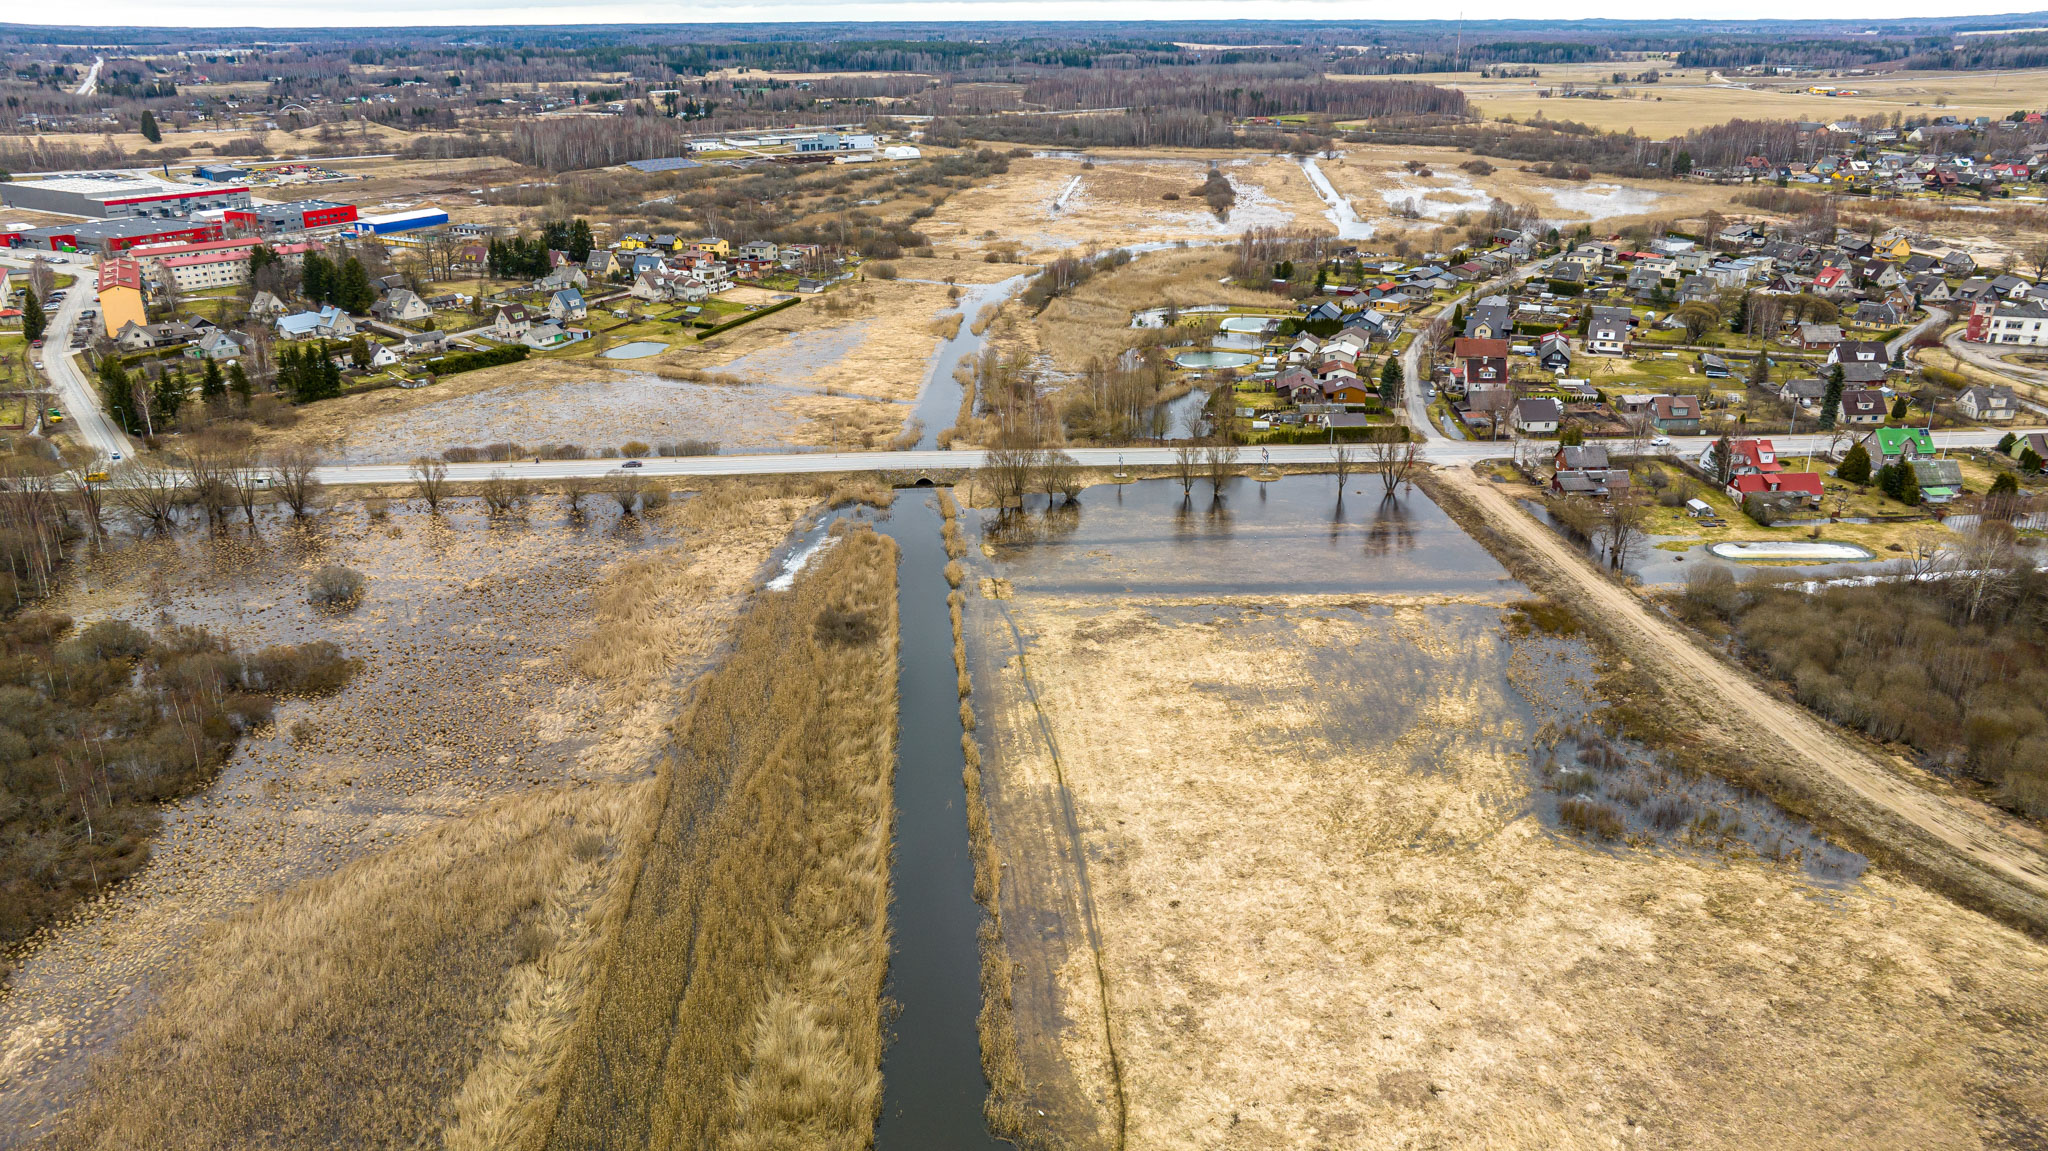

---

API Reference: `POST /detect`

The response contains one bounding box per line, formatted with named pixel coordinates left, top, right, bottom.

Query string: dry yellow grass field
left=0, top=476, right=885, bottom=1144
left=532, top=523, right=899, bottom=1151
left=971, top=578, right=2048, bottom=1149
left=927, top=153, right=1329, bottom=258
left=1357, top=64, right=2048, bottom=137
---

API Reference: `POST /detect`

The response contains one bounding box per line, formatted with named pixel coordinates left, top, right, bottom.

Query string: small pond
left=1708, top=540, right=1874, bottom=561
left=1171, top=349, right=1259, bottom=370
left=1219, top=315, right=1280, bottom=333
left=600, top=340, right=668, bottom=359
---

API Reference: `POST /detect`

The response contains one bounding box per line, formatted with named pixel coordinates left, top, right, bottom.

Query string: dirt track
left=1436, top=466, right=2048, bottom=929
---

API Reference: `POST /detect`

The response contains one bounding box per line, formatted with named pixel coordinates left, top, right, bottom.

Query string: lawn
left=0, top=394, right=28, bottom=430
left=1627, top=457, right=1951, bottom=554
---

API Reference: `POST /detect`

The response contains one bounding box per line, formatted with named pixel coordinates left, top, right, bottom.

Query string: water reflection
left=978, top=474, right=1510, bottom=597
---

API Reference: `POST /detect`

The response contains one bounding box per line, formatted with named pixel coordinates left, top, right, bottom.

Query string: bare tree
left=110, top=458, right=186, bottom=532
left=479, top=472, right=530, bottom=514
left=1366, top=435, right=1422, bottom=496
left=1597, top=492, right=1652, bottom=572
left=271, top=447, right=324, bottom=517
left=984, top=445, right=1038, bottom=508
left=1172, top=442, right=1201, bottom=496
left=1037, top=449, right=1081, bottom=504
left=226, top=448, right=265, bottom=524
left=64, top=458, right=109, bottom=547
left=561, top=475, right=595, bottom=515
left=28, top=257, right=54, bottom=303
left=1201, top=441, right=1238, bottom=497
left=1948, top=522, right=2024, bottom=624
left=1332, top=443, right=1353, bottom=489
left=409, top=456, right=449, bottom=511
left=182, top=447, right=233, bottom=530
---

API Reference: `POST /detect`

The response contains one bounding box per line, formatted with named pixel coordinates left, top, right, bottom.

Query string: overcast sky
left=16, top=1, right=2048, bottom=29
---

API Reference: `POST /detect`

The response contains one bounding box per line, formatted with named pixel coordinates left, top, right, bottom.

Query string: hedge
left=696, top=295, right=803, bottom=340
left=1253, top=423, right=1409, bottom=444
left=430, top=344, right=530, bottom=376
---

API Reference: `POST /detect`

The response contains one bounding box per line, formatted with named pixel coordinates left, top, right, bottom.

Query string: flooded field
left=321, top=370, right=806, bottom=462
left=961, top=474, right=2048, bottom=1150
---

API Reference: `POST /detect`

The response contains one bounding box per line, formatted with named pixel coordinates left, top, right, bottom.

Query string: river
left=872, top=492, right=1010, bottom=1149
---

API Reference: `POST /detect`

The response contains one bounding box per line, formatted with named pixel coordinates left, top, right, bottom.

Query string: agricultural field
left=1381, top=64, right=2048, bottom=137
left=961, top=474, right=2048, bottom=1150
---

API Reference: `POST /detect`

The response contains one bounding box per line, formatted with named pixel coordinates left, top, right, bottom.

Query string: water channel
left=873, top=492, right=1009, bottom=1150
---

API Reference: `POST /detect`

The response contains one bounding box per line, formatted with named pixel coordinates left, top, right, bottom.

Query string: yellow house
left=96, top=257, right=147, bottom=339
left=1875, top=235, right=1912, bottom=260
left=692, top=236, right=730, bottom=258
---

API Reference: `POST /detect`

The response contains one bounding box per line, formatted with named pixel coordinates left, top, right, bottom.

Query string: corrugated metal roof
left=625, top=157, right=703, bottom=173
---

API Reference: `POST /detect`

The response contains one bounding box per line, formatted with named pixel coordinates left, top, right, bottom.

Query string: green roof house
left=1861, top=426, right=1934, bottom=468
left=1909, top=458, right=1964, bottom=504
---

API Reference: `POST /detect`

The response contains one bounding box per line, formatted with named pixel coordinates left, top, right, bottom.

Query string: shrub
left=1558, top=797, right=1625, bottom=839
left=307, top=565, right=366, bottom=611
left=621, top=441, right=651, bottom=457
left=868, top=262, right=898, bottom=280
left=1835, top=442, right=1871, bottom=485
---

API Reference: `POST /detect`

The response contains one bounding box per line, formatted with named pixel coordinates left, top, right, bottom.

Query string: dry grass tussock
left=41, top=784, right=642, bottom=1150
left=568, top=476, right=890, bottom=696
left=530, top=526, right=899, bottom=1151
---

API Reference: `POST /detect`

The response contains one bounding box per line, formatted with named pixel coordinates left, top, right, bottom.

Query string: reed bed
left=529, top=526, right=900, bottom=1151
left=42, top=785, right=640, bottom=1150
left=938, top=490, right=1035, bottom=1142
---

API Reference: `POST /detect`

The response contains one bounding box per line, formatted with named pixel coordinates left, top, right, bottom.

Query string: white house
left=548, top=287, right=587, bottom=323
left=371, top=288, right=431, bottom=323
left=492, top=304, right=535, bottom=339
left=1986, top=301, right=2048, bottom=347
left=1958, top=386, right=2018, bottom=423
left=1513, top=397, right=1564, bottom=435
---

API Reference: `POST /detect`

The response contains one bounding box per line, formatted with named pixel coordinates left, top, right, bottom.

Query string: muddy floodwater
left=955, top=473, right=2045, bottom=1151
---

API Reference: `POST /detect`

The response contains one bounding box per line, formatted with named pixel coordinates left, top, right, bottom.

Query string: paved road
left=1890, top=306, right=1949, bottom=361
left=34, top=277, right=136, bottom=461
left=75, top=56, right=102, bottom=97
left=303, top=428, right=2024, bottom=487
left=1401, top=256, right=1558, bottom=441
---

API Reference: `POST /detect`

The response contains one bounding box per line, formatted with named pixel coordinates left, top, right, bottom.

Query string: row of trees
left=300, top=251, right=377, bottom=314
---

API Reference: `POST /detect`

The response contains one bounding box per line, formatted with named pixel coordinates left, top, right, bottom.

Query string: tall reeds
left=529, top=526, right=899, bottom=1151
left=939, top=490, right=1035, bottom=1142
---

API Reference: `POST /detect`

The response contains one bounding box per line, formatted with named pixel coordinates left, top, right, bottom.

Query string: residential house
left=1860, top=426, right=1935, bottom=468
left=248, top=290, right=288, bottom=318
left=1909, top=458, right=1965, bottom=504
left=1851, top=301, right=1903, bottom=327
left=371, top=288, right=431, bottom=323
left=584, top=249, right=620, bottom=277
left=1453, top=337, right=1509, bottom=390
left=1512, top=397, right=1563, bottom=436
left=1650, top=394, right=1701, bottom=434
left=2008, top=432, right=2048, bottom=466
left=273, top=307, right=354, bottom=340
left=1730, top=470, right=1824, bottom=508
left=1942, top=250, right=1978, bottom=276
left=1778, top=378, right=1828, bottom=408
left=1797, top=322, right=1846, bottom=349
left=548, top=287, right=587, bottom=323
left=1536, top=333, right=1572, bottom=373
left=737, top=240, right=779, bottom=261
left=535, top=266, right=588, bottom=293
left=403, top=329, right=454, bottom=357
left=1699, top=353, right=1731, bottom=379
left=520, top=322, right=578, bottom=350
left=692, top=237, right=731, bottom=259
left=1958, top=385, right=2019, bottom=422
left=492, top=304, right=535, bottom=340
left=1464, top=295, right=1512, bottom=340
left=1703, top=437, right=1783, bottom=479
left=1322, top=377, right=1376, bottom=405
left=1274, top=367, right=1322, bottom=404
left=1840, top=388, right=1886, bottom=425
left=113, top=320, right=160, bottom=351
left=630, top=252, right=669, bottom=277
left=185, top=329, right=246, bottom=361
left=1585, top=306, right=1632, bottom=356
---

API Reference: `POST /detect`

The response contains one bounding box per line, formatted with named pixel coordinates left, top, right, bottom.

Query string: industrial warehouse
left=0, top=172, right=251, bottom=219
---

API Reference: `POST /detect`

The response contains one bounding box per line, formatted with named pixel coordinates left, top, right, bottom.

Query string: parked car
left=1650, top=435, right=1672, bottom=446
